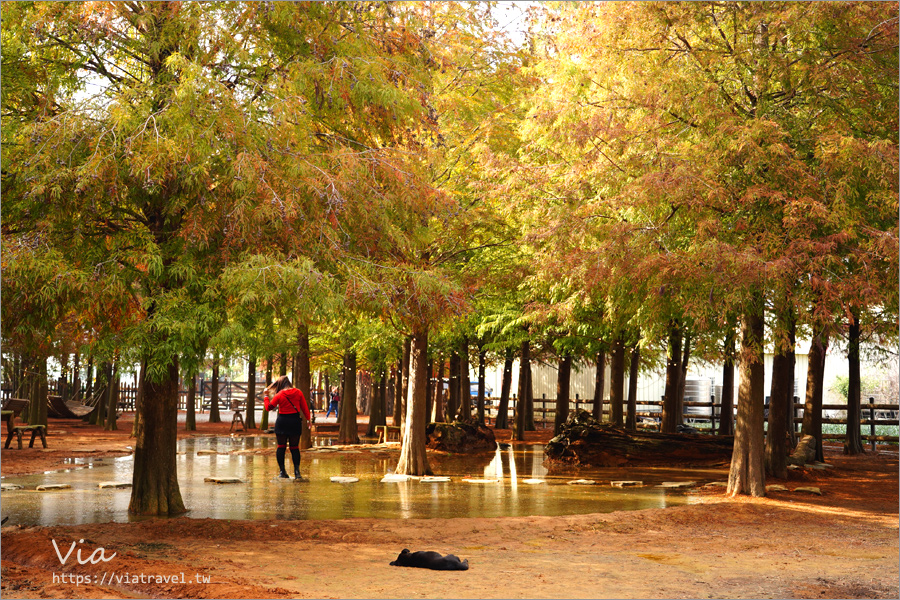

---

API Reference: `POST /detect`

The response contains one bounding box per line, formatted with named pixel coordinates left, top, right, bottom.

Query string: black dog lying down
left=390, top=549, right=469, bottom=571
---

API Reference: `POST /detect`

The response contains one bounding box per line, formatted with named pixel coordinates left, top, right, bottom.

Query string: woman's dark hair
left=271, top=375, right=292, bottom=393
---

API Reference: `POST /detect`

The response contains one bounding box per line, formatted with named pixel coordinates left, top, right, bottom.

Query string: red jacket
left=264, top=388, right=311, bottom=421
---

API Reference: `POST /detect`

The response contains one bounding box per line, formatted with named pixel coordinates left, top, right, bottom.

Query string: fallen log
left=545, top=410, right=734, bottom=467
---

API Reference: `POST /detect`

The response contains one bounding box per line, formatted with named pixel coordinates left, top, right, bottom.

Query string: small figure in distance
left=389, top=549, right=469, bottom=571
left=325, top=386, right=340, bottom=421
left=264, top=376, right=311, bottom=480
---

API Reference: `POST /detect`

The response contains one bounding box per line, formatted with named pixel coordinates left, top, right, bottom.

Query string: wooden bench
left=312, top=422, right=340, bottom=436
left=375, top=425, right=401, bottom=443
left=1, top=399, right=29, bottom=433
left=5, top=424, right=47, bottom=449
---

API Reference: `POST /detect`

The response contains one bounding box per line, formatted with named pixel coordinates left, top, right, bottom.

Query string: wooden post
left=793, top=396, right=800, bottom=438
left=788, top=394, right=796, bottom=447
left=659, top=396, right=665, bottom=432
left=869, top=397, right=876, bottom=452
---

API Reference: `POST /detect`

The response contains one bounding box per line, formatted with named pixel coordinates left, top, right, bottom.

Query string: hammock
left=47, top=394, right=94, bottom=419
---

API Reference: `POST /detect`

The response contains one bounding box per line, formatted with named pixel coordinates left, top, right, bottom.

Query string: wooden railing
left=487, top=396, right=899, bottom=447
left=5, top=381, right=897, bottom=449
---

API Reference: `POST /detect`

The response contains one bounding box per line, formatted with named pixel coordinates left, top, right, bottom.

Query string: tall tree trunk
left=85, top=355, right=94, bottom=406
left=554, top=353, right=572, bottom=434
left=719, top=331, right=736, bottom=436
left=208, top=356, right=221, bottom=423
left=766, top=308, right=795, bottom=478
left=367, top=368, right=388, bottom=437
left=17, top=354, right=25, bottom=399
left=513, top=340, right=530, bottom=441
left=476, top=348, right=487, bottom=425
left=661, top=322, right=683, bottom=433
left=728, top=307, right=766, bottom=497
left=802, top=328, right=829, bottom=462
left=400, top=337, right=411, bottom=430
left=425, top=358, right=434, bottom=423
left=593, top=350, right=606, bottom=421
left=433, top=355, right=445, bottom=423
left=396, top=327, right=432, bottom=476
left=26, top=360, right=37, bottom=423
left=87, top=359, right=100, bottom=425
left=379, top=369, right=388, bottom=427
left=626, top=342, right=640, bottom=431
left=133, top=360, right=146, bottom=437
left=261, top=358, right=272, bottom=431
left=92, top=361, right=110, bottom=428
left=27, top=356, right=49, bottom=427
left=495, top=349, right=513, bottom=429
left=245, top=356, right=257, bottom=430
left=426, top=358, right=434, bottom=424
left=447, top=352, right=459, bottom=422
left=391, top=362, right=402, bottom=426
left=338, top=351, right=359, bottom=444
left=11, top=354, right=22, bottom=399
left=98, top=362, right=109, bottom=427
left=676, top=334, right=692, bottom=426
left=524, top=356, right=536, bottom=431
left=845, top=308, right=864, bottom=455
left=279, top=353, right=287, bottom=376
left=609, top=335, right=626, bottom=427
left=185, top=371, right=197, bottom=432
left=72, top=353, right=81, bottom=401
left=457, top=336, right=472, bottom=421
left=104, top=364, right=119, bottom=431
left=294, top=324, right=312, bottom=449
left=129, top=356, right=186, bottom=515
left=314, top=370, right=323, bottom=411
left=59, top=354, right=69, bottom=401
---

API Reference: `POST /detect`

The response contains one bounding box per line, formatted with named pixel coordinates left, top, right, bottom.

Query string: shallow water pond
left=0, top=437, right=723, bottom=526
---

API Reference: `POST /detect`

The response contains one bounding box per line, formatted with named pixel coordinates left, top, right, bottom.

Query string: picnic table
left=375, top=425, right=401, bottom=443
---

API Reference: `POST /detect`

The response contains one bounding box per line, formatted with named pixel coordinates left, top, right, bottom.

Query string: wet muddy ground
left=1, top=437, right=716, bottom=525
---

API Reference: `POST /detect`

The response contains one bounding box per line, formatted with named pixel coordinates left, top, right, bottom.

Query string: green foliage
left=514, top=1, right=898, bottom=363
left=1, top=1, right=895, bottom=388
left=830, top=374, right=882, bottom=403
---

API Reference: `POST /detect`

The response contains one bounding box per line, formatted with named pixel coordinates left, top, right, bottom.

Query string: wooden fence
left=504, top=396, right=899, bottom=448
left=4, top=381, right=897, bottom=448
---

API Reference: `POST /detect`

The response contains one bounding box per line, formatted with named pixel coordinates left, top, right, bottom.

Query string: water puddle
left=0, top=437, right=719, bottom=526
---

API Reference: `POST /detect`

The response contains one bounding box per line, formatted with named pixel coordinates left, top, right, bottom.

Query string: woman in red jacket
left=264, top=376, right=311, bottom=479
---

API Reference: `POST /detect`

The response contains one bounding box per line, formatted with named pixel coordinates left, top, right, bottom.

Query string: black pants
left=276, top=434, right=301, bottom=474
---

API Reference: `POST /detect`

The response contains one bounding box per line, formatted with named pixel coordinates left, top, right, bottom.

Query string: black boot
left=290, top=447, right=302, bottom=480
left=276, top=447, right=289, bottom=478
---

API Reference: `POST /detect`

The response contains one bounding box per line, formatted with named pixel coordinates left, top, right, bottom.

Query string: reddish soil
left=1, top=415, right=897, bottom=599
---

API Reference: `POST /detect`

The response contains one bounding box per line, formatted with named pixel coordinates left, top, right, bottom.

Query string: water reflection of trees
left=9, top=444, right=695, bottom=525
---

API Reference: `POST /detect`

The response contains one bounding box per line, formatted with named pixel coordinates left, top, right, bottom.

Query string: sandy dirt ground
left=1, top=415, right=897, bottom=599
